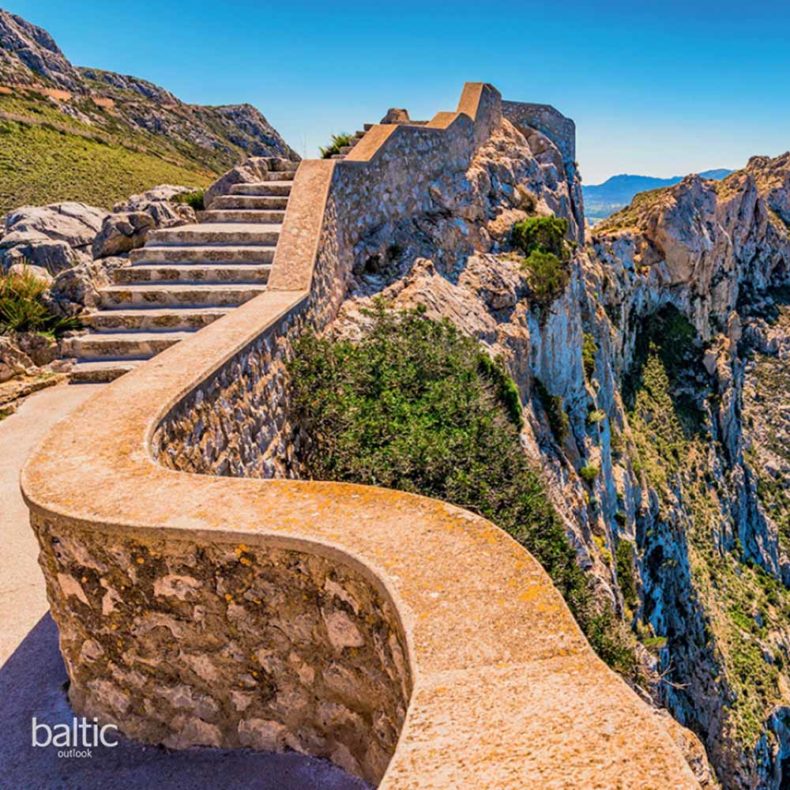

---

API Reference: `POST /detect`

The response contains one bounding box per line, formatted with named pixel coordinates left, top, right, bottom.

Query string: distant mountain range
left=583, top=169, right=732, bottom=223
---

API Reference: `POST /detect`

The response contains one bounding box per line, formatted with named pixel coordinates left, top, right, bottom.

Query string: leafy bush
left=534, top=378, right=569, bottom=443
left=172, top=189, right=204, bottom=211
left=287, top=306, right=639, bottom=679
left=615, top=540, right=639, bottom=614
left=582, top=331, right=598, bottom=380
left=0, top=266, right=79, bottom=336
left=510, top=217, right=574, bottom=314
left=521, top=250, right=571, bottom=309
left=579, top=464, right=599, bottom=484
left=641, top=635, right=668, bottom=651
left=477, top=352, right=523, bottom=428
left=587, top=409, right=606, bottom=425
left=512, top=216, right=570, bottom=260
left=319, top=133, right=354, bottom=159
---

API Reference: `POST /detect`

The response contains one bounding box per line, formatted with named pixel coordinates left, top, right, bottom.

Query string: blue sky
left=5, top=0, right=789, bottom=183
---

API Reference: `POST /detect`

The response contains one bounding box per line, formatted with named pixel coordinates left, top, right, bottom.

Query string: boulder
left=15, top=331, right=58, bottom=366
left=0, top=202, right=106, bottom=273
left=113, top=185, right=193, bottom=212
left=93, top=189, right=195, bottom=259
left=92, top=211, right=157, bottom=258
left=0, top=336, right=34, bottom=383
left=3, top=202, right=105, bottom=247
left=6, top=261, right=53, bottom=286
left=204, top=157, right=271, bottom=209
left=0, top=234, right=82, bottom=274
left=47, top=258, right=124, bottom=315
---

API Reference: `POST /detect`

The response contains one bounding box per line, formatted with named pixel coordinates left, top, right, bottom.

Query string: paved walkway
left=0, top=382, right=99, bottom=664
left=0, top=384, right=366, bottom=789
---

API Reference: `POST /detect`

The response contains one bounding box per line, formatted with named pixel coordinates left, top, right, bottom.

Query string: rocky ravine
left=325, top=118, right=790, bottom=788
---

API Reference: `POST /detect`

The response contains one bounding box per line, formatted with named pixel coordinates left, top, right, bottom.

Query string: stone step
left=85, top=307, right=230, bottom=332
left=150, top=223, right=282, bottom=246
left=66, top=331, right=193, bottom=361
left=210, top=195, right=288, bottom=211
left=99, top=283, right=267, bottom=309
left=197, top=209, right=285, bottom=224
left=261, top=170, right=296, bottom=181
left=130, top=245, right=276, bottom=264
left=69, top=359, right=142, bottom=383
left=229, top=182, right=293, bottom=197
left=114, top=263, right=270, bottom=284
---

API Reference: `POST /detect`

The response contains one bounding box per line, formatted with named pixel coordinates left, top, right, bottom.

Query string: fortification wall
left=22, top=83, right=699, bottom=788
left=502, top=99, right=576, bottom=165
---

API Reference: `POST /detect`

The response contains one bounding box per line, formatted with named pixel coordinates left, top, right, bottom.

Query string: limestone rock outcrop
left=93, top=186, right=195, bottom=258
left=0, top=202, right=105, bottom=272
left=0, top=9, right=82, bottom=90
left=326, top=107, right=790, bottom=787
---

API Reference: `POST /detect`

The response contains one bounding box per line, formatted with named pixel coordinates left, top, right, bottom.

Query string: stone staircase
left=68, top=161, right=298, bottom=382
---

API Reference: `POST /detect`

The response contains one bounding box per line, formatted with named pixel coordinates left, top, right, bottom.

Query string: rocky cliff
left=319, top=110, right=790, bottom=787
left=0, top=10, right=297, bottom=211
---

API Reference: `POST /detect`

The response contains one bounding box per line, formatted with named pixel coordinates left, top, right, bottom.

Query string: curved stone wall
left=22, top=83, right=700, bottom=787
left=37, top=515, right=408, bottom=784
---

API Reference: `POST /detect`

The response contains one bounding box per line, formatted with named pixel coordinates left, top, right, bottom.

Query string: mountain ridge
left=584, top=168, right=732, bottom=222
left=0, top=9, right=297, bottom=212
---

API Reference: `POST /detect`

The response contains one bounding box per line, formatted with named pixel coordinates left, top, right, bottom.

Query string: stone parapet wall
left=22, top=83, right=699, bottom=788
left=35, top=514, right=408, bottom=784
left=155, top=83, right=504, bottom=478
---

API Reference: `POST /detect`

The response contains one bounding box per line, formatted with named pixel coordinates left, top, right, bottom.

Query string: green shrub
left=534, top=378, right=569, bottom=444
left=587, top=409, right=606, bottom=425
left=615, top=540, right=639, bottom=613
left=287, top=306, right=639, bottom=678
left=477, top=352, right=523, bottom=428
left=521, top=250, right=571, bottom=309
left=512, top=216, right=570, bottom=260
left=172, top=189, right=204, bottom=211
left=642, top=635, right=668, bottom=651
left=579, top=464, right=599, bottom=484
left=511, top=217, right=573, bottom=314
left=582, top=332, right=598, bottom=380
left=319, top=132, right=354, bottom=159
left=0, top=266, right=79, bottom=336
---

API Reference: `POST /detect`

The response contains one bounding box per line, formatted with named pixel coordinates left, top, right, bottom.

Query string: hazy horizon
left=4, top=0, right=788, bottom=183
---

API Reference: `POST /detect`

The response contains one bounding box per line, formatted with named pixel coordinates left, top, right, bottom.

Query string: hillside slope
left=0, top=10, right=297, bottom=212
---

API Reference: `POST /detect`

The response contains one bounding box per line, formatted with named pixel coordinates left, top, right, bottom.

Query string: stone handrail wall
left=22, top=83, right=700, bottom=787
left=154, top=83, right=503, bottom=477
